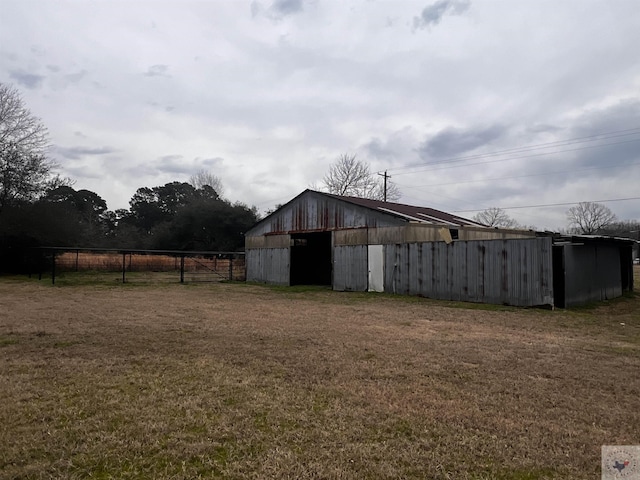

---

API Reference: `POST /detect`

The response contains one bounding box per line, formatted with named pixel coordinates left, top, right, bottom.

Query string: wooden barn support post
left=180, top=255, right=185, bottom=283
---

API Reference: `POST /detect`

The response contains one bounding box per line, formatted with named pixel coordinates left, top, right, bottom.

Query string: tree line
left=473, top=202, right=638, bottom=238
left=0, top=83, right=259, bottom=271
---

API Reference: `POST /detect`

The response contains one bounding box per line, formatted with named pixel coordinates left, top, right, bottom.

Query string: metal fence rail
left=29, top=247, right=246, bottom=284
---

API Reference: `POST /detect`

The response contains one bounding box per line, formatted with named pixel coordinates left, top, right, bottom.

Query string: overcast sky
left=2, top=0, right=639, bottom=230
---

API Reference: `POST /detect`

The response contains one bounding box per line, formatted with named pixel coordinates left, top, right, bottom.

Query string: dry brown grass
left=1, top=274, right=639, bottom=479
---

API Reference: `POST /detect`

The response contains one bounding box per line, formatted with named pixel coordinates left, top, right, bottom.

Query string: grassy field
left=1, top=273, right=639, bottom=479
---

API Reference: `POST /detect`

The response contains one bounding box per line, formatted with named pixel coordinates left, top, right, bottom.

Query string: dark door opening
left=552, top=245, right=565, bottom=308
left=290, top=232, right=332, bottom=286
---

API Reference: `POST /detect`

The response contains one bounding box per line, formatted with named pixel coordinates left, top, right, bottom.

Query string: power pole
left=378, top=170, right=390, bottom=202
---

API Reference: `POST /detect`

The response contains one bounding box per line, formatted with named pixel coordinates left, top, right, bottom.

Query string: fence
left=29, top=248, right=245, bottom=284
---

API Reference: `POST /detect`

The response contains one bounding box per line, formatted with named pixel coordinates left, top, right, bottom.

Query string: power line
left=390, top=137, right=640, bottom=176
left=453, top=196, right=640, bottom=213
left=395, top=160, right=640, bottom=190
left=385, top=126, right=640, bottom=175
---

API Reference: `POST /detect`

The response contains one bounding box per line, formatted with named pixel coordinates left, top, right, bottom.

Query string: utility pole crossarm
left=378, top=170, right=390, bottom=202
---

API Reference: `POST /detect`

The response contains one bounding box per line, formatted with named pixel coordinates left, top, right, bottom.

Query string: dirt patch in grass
left=1, top=277, right=639, bottom=479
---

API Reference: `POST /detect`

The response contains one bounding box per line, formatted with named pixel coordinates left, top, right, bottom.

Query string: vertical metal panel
left=368, top=245, right=384, bottom=292
left=246, top=248, right=290, bottom=285
left=383, top=238, right=554, bottom=307
left=247, top=191, right=405, bottom=236
left=333, top=245, right=368, bottom=291
left=564, top=244, right=622, bottom=307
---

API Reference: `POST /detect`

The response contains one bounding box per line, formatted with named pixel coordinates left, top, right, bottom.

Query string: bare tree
left=566, top=201, right=617, bottom=234
left=189, top=169, right=224, bottom=196
left=0, top=83, right=57, bottom=213
left=0, top=83, right=48, bottom=156
left=473, top=207, right=520, bottom=228
left=321, top=153, right=400, bottom=201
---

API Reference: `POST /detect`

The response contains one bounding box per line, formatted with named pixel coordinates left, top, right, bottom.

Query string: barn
left=245, top=190, right=634, bottom=308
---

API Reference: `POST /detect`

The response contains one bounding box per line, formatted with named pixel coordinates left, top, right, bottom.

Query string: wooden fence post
left=51, top=251, right=56, bottom=285
left=122, top=252, right=126, bottom=283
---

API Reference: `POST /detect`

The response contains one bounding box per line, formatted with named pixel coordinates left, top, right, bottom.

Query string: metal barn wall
left=247, top=190, right=405, bottom=237
left=246, top=248, right=290, bottom=285
left=563, top=244, right=622, bottom=307
left=333, top=245, right=368, bottom=291
left=383, top=237, right=554, bottom=307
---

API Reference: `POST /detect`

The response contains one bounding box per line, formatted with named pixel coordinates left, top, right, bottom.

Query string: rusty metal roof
left=324, top=192, right=486, bottom=227
left=247, top=189, right=488, bottom=237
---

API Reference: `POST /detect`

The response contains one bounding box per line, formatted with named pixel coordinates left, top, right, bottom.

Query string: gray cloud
left=30, top=45, right=46, bottom=56
left=198, top=157, right=225, bottom=168
left=271, top=0, right=304, bottom=16
left=53, top=145, right=116, bottom=160
left=360, top=127, right=419, bottom=168
left=64, top=70, right=87, bottom=83
left=413, top=0, right=470, bottom=29
left=157, top=155, right=192, bottom=175
left=46, top=64, right=60, bottom=72
left=9, top=70, right=45, bottom=89
left=251, top=0, right=304, bottom=20
left=156, top=155, right=226, bottom=176
left=418, top=124, right=507, bottom=160
left=365, top=138, right=392, bottom=160
left=64, top=166, right=104, bottom=179
left=527, top=124, right=562, bottom=134
left=559, top=98, right=640, bottom=172
left=144, top=64, right=170, bottom=77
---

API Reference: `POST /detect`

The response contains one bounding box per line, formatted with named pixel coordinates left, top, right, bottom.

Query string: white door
left=368, top=245, right=384, bottom=292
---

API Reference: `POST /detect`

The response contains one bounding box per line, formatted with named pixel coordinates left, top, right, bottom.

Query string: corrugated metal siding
left=383, top=238, right=553, bottom=307
left=333, top=245, right=368, bottom=291
left=247, top=191, right=405, bottom=236
left=564, top=244, right=622, bottom=307
left=246, top=248, right=290, bottom=285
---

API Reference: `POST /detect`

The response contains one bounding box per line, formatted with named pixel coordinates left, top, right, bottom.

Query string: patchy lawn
left=1, top=275, right=639, bottom=479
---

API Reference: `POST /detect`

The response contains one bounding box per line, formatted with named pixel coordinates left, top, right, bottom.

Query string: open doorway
left=290, top=232, right=332, bottom=285
left=552, top=245, right=565, bottom=308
